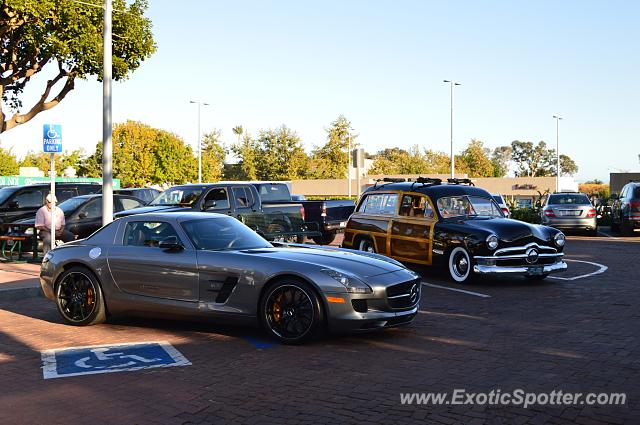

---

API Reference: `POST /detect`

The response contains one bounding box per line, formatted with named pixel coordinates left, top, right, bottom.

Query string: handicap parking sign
left=42, top=124, right=63, bottom=153
left=41, top=341, right=191, bottom=379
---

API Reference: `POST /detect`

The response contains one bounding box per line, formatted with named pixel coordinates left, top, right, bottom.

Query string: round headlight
left=486, top=234, right=499, bottom=250
left=554, top=232, right=566, bottom=247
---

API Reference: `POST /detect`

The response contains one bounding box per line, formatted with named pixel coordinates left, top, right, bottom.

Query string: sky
left=2, top=0, right=639, bottom=182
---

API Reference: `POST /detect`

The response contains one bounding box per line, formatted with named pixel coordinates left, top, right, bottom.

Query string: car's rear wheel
left=357, top=238, right=375, bottom=253
left=312, top=232, right=336, bottom=246
left=448, top=247, right=474, bottom=284
left=260, top=280, right=323, bottom=344
left=55, top=266, right=106, bottom=326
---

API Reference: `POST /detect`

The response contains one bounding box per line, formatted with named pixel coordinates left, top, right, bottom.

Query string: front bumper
left=326, top=302, right=419, bottom=332
left=473, top=260, right=567, bottom=276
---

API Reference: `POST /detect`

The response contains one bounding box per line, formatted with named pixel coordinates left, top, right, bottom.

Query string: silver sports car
left=40, top=212, right=422, bottom=343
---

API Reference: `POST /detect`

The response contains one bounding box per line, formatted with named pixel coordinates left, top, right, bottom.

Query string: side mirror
left=203, top=200, right=216, bottom=210
left=158, top=236, right=183, bottom=251
left=78, top=212, right=88, bottom=219
left=610, top=193, right=618, bottom=200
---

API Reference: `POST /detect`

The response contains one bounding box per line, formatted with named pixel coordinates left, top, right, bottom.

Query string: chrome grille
left=386, top=279, right=421, bottom=309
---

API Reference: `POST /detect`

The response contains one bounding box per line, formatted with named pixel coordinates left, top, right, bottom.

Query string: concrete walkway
left=0, top=261, right=42, bottom=301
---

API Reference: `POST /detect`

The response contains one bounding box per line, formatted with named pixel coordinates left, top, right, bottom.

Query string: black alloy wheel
left=56, top=266, right=106, bottom=326
left=261, top=281, right=322, bottom=344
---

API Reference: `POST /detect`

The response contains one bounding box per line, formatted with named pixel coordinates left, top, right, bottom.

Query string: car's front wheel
left=448, top=246, right=474, bottom=284
left=260, top=280, right=323, bottom=344
left=55, top=266, right=106, bottom=326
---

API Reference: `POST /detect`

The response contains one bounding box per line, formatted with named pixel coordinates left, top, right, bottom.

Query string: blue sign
left=43, top=124, right=62, bottom=153
left=41, top=342, right=191, bottom=379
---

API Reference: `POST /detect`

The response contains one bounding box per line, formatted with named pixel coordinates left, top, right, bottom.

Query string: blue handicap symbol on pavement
left=41, top=342, right=191, bottom=379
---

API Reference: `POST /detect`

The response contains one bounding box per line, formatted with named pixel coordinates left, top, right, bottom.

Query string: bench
left=0, top=235, right=27, bottom=261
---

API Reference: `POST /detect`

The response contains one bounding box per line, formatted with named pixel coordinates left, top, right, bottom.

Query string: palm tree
left=232, top=126, right=243, bottom=145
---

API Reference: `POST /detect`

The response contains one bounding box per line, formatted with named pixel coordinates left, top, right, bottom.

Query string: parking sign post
left=43, top=124, right=62, bottom=251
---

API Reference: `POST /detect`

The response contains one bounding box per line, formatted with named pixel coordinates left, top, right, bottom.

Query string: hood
left=240, top=247, right=405, bottom=278
left=13, top=217, right=35, bottom=225
left=450, top=217, right=552, bottom=244
left=114, top=205, right=188, bottom=218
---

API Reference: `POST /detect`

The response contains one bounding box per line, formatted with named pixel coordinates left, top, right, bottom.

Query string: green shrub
left=510, top=208, right=542, bottom=224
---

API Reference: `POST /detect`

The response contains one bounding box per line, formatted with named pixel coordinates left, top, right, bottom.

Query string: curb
left=0, top=285, right=44, bottom=301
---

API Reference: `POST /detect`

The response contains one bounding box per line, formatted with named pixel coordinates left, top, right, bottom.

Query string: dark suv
left=611, top=182, right=640, bottom=235
left=0, top=183, right=101, bottom=225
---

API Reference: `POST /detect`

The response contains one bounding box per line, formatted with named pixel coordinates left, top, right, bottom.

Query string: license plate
left=528, top=266, right=544, bottom=275
left=560, top=210, right=580, bottom=216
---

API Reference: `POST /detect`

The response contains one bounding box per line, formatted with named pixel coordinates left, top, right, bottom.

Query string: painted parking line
left=41, top=341, right=191, bottom=379
left=549, top=259, right=608, bottom=281
left=422, top=282, right=491, bottom=298
left=242, top=336, right=278, bottom=349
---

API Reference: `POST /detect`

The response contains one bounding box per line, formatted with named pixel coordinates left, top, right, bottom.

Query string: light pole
left=347, top=131, right=352, bottom=198
left=190, top=100, right=209, bottom=183
left=102, top=0, right=113, bottom=226
left=553, top=115, right=563, bottom=192
left=444, top=80, right=461, bottom=178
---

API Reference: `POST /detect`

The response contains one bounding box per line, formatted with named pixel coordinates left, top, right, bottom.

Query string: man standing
left=35, top=194, right=74, bottom=254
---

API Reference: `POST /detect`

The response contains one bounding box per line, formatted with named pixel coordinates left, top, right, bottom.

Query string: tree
left=1, top=0, right=155, bottom=132
left=230, top=132, right=259, bottom=180
left=79, top=121, right=197, bottom=186
left=559, top=154, right=578, bottom=176
left=19, top=149, right=82, bottom=174
left=491, top=146, right=512, bottom=177
left=310, top=115, right=353, bottom=179
left=423, top=149, right=451, bottom=174
left=200, top=130, right=226, bottom=182
left=255, top=126, right=309, bottom=180
left=457, top=139, right=494, bottom=177
left=0, top=145, right=19, bottom=175
left=511, top=140, right=555, bottom=177
left=232, top=126, right=243, bottom=145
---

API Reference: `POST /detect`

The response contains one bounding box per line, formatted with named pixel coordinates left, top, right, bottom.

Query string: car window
left=398, top=194, right=434, bottom=218
left=359, top=193, right=398, bottom=215
left=232, top=187, right=254, bottom=208
left=634, top=186, right=640, bottom=198
left=59, top=197, right=88, bottom=214
left=150, top=187, right=202, bottom=206
left=256, top=184, right=290, bottom=202
left=12, top=189, right=44, bottom=208
left=437, top=196, right=502, bottom=218
left=78, top=199, right=101, bottom=219
left=77, top=185, right=100, bottom=195
left=0, top=188, right=18, bottom=205
left=120, top=197, right=144, bottom=211
left=548, top=194, right=591, bottom=205
left=123, top=221, right=181, bottom=247
left=492, top=195, right=503, bottom=204
left=203, top=188, right=230, bottom=210
left=56, top=188, right=77, bottom=202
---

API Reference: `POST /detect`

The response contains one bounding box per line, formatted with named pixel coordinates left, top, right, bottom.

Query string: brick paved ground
left=0, top=235, right=638, bottom=424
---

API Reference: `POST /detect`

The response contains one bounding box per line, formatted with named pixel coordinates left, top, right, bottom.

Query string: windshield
left=58, top=197, right=89, bottom=214
left=492, top=195, right=503, bottom=204
left=181, top=217, right=273, bottom=251
left=150, top=187, right=202, bottom=206
left=0, top=187, right=17, bottom=205
left=548, top=194, right=591, bottom=205
left=437, top=196, right=503, bottom=218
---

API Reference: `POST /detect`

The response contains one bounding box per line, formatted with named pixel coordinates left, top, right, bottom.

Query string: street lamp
left=102, top=0, right=113, bottom=226
left=443, top=80, right=461, bottom=178
left=190, top=100, right=209, bottom=183
left=553, top=115, right=563, bottom=192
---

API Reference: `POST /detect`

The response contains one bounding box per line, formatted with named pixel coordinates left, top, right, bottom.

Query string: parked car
left=13, top=194, right=145, bottom=240
left=0, top=183, right=101, bottom=226
left=113, top=187, right=160, bottom=205
left=251, top=183, right=355, bottom=245
left=491, top=194, right=510, bottom=217
left=342, top=178, right=567, bottom=283
left=39, top=212, right=422, bottom=343
left=541, top=192, right=598, bottom=235
left=114, top=183, right=318, bottom=241
left=611, top=181, right=640, bottom=235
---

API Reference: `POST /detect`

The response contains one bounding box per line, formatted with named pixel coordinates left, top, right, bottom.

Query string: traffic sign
left=41, top=342, right=191, bottom=379
left=43, top=124, right=63, bottom=153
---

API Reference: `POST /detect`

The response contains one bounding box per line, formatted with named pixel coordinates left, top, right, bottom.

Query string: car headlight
left=24, top=227, right=34, bottom=236
left=42, top=251, right=53, bottom=263
left=486, top=234, right=499, bottom=250
left=554, top=232, right=566, bottom=247
left=321, top=269, right=373, bottom=294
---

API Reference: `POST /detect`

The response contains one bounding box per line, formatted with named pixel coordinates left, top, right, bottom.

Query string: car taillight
left=321, top=202, right=327, bottom=217
left=544, top=209, right=555, bottom=217
left=501, top=207, right=510, bottom=216
left=300, top=206, right=306, bottom=221
left=630, top=201, right=640, bottom=212
left=586, top=208, right=596, bottom=218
